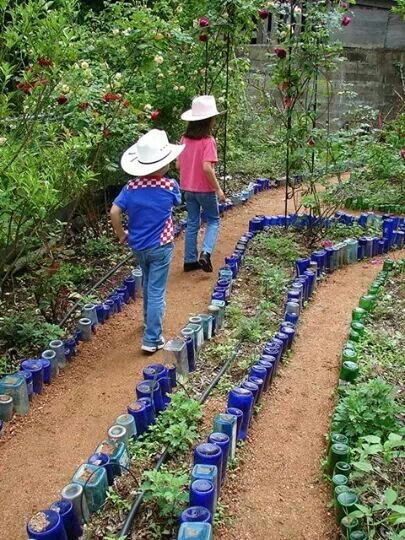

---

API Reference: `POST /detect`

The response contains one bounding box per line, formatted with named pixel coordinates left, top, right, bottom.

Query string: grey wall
left=251, top=0, right=405, bottom=125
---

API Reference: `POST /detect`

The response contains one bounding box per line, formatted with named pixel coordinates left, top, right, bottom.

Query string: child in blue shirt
left=110, top=129, right=184, bottom=353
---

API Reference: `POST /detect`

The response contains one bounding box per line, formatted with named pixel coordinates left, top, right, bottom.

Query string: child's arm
left=110, top=204, right=128, bottom=244
left=203, top=162, right=225, bottom=202
left=172, top=180, right=182, bottom=206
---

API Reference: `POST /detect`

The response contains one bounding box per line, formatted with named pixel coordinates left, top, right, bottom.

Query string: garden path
left=216, top=253, right=405, bottom=540
left=0, top=185, right=297, bottom=539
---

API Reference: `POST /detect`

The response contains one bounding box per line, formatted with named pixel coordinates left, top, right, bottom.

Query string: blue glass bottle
left=257, top=358, right=274, bottom=390
left=250, top=364, right=268, bottom=389
left=21, top=359, right=44, bottom=394
left=191, top=464, right=218, bottom=508
left=138, top=396, right=156, bottom=425
left=207, top=433, right=230, bottom=480
left=27, top=509, right=67, bottom=540
left=50, top=500, right=82, bottom=540
left=189, top=479, right=216, bottom=518
left=180, top=506, right=211, bottom=524
left=88, top=452, right=114, bottom=486
left=42, top=350, right=59, bottom=379
left=177, top=522, right=212, bottom=540
left=227, top=387, right=254, bottom=440
left=127, top=399, right=149, bottom=435
left=136, top=380, right=164, bottom=413
left=248, top=376, right=264, bottom=402
left=241, top=379, right=259, bottom=405
left=39, top=358, right=52, bottom=384
left=280, top=325, right=295, bottom=348
left=60, top=483, right=89, bottom=525
left=193, top=444, right=223, bottom=494
left=295, top=257, right=310, bottom=276
left=124, top=276, right=136, bottom=300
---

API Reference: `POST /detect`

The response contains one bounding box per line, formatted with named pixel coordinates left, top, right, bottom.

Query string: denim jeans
left=133, top=243, right=173, bottom=347
left=184, top=191, right=220, bottom=263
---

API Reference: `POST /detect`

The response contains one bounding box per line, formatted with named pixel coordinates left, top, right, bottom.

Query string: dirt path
left=0, top=186, right=298, bottom=539
left=217, top=257, right=397, bottom=540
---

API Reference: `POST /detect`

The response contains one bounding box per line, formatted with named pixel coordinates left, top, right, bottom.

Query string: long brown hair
left=184, top=117, right=215, bottom=139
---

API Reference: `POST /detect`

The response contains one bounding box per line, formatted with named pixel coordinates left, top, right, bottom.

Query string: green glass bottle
left=332, top=474, right=348, bottom=488
left=383, top=259, right=394, bottom=271
left=340, top=361, right=359, bottom=383
left=368, top=284, right=379, bottom=296
left=359, top=294, right=375, bottom=312
left=351, top=322, right=365, bottom=337
left=349, top=329, right=360, bottom=343
left=350, top=530, right=368, bottom=539
left=341, top=516, right=360, bottom=536
left=352, top=307, right=366, bottom=322
left=335, top=461, right=352, bottom=477
left=342, top=348, right=358, bottom=364
left=336, top=491, right=358, bottom=524
left=329, top=442, right=350, bottom=474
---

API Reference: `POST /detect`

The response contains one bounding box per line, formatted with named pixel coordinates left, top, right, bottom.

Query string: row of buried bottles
left=325, top=261, right=394, bottom=540
left=0, top=176, right=273, bottom=427
left=0, top=271, right=143, bottom=425
left=177, top=224, right=319, bottom=540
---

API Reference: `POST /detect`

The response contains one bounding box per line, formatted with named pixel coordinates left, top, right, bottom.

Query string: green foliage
left=84, top=235, right=118, bottom=257
left=128, top=390, right=202, bottom=463
left=332, top=378, right=401, bottom=444
left=0, top=311, right=64, bottom=353
left=33, top=262, right=93, bottom=322
left=142, top=466, right=188, bottom=520
left=105, top=487, right=131, bottom=512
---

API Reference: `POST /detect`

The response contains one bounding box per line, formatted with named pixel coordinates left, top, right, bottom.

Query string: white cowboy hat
left=181, top=95, right=223, bottom=122
left=121, top=129, right=185, bottom=176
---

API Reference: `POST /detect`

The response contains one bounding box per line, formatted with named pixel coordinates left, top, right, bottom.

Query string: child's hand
left=217, top=188, right=226, bottom=203
left=119, top=230, right=128, bottom=244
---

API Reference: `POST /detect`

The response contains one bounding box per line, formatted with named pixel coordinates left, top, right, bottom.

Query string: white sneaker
left=141, top=338, right=165, bottom=354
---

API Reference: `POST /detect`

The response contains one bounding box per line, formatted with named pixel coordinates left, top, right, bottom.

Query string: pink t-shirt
left=178, top=136, right=218, bottom=192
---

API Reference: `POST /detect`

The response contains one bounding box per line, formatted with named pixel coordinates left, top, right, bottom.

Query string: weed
left=142, top=466, right=188, bottom=524
left=332, top=378, right=401, bottom=444
left=106, top=487, right=131, bottom=512
left=85, top=236, right=118, bottom=257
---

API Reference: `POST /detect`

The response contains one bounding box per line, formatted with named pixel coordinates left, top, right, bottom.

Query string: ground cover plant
left=328, top=262, right=405, bottom=540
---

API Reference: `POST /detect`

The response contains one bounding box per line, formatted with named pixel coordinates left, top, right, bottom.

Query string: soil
left=0, top=185, right=297, bottom=539
left=216, top=255, right=403, bottom=540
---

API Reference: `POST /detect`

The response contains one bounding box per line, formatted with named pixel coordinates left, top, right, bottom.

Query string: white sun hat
left=121, top=129, right=185, bottom=176
left=181, top=95, right=223, bottom=122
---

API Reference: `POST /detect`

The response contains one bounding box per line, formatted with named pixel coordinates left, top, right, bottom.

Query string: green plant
left=128, top=391, right=203, bottom=463
left=332, top=378, right=401, bottom=444
left=105, top=487, right=131, bottom=512
left=351, top=434, right=405, bottom=474
left=85, top=236, right=118, bottom=257
left=142, top=467, right=188, bottom=522
left=0, top=311, right=64, bottom=353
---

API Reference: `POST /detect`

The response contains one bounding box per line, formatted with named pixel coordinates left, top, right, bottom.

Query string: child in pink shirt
left=178, top=96, right=225, bottom=273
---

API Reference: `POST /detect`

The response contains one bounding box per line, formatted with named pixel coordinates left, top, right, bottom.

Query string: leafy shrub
left=84, top=236, right=117, bottom=257
left=0, top=312, right=64, bottom=353
left=332, top=378, right=401, bottom=444
left=142, top=466, right=188, bottom=520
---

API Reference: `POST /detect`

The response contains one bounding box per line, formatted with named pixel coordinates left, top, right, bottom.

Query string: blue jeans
left=133, top=243, right=173, bottom=347
left=184, top=191, right=220, bottom=263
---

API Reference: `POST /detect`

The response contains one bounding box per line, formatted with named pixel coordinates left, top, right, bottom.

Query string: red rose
left=199, top=16, right=209, bottom=28
left=102, top=127, right=111, bottom=138
left=122, top=99, right=130, bottom=108
left=37, top=78, right=48, bottom=87
left=199, top=33, right=208, bottom=42
left=342, top=15, right=351, bottom=26
left=307, top=136, right=316, bottom=147
left=103, top=92, right=120, bottom=102
left=57, top=95, right=68, bottom=105
left=258, top=8, right=269, bottom=19
left=78, top=101, right=90, bottom=110
left=275, top=47, right=287, bottom=59
left=400, top=148, right=405, bottom=160
left=283, top=96, right=293, bottom=109
left=38, top=57, right=53, bottom=67
left=151, top=110, right=160, bottom=121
